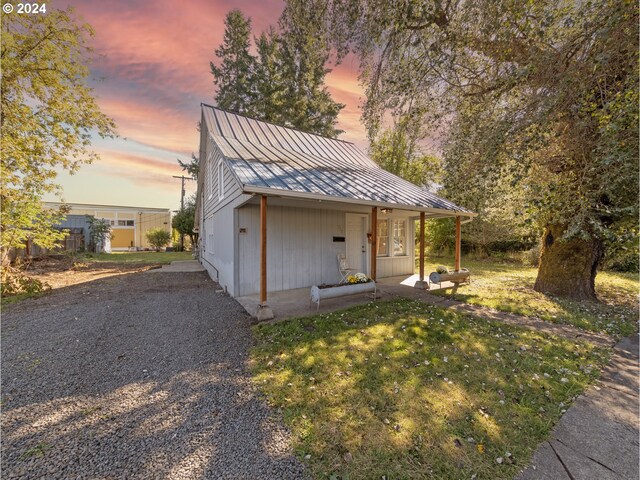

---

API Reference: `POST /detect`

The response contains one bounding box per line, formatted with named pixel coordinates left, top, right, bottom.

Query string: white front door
left=346, top=214, right=367, bottom=273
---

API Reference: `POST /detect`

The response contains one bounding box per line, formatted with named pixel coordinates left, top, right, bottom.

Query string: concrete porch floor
left=236, top=274, right=462, bottom=321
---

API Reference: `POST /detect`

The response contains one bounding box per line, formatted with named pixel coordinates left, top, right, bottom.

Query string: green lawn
left=421, top=255, right=638, bottom=337
left=251, top=299, right=608, bottom=480
left=80, top=251, right=193, bottom=264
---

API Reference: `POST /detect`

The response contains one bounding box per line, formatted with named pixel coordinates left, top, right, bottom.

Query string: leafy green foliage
left=211, top=9, right=344, bottom=137
left=251, top=299, right=608, bottom=479
left=289, top=0, right=639, bottom=298
left=145, top=228, right=171, bottom=251
left=210, top=9, right=256, bottom=116
left=177, top=154, right=199, bottom=180
left=0, top=265, right=50, bottom=297
left=171, top=196, right=197, bottom=247
left=1, top=6, right=116, bottom=259
left=369, top=123, right=442, bottom=188
left=86, top=216, right=112, bottom=253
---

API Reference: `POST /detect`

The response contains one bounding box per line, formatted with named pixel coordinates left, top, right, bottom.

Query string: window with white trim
left=392, top=219, right=406, bottom=256
left=218, top=161, right=224, bottom=200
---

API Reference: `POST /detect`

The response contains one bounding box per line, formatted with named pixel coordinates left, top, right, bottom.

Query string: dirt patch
left=20, top=256, right=160, bottom=290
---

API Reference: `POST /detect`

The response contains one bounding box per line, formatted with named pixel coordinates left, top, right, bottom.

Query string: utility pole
left=173, top=175, right=194, bottom=251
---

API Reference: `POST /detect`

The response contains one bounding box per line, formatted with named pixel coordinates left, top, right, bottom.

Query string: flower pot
left=310, top=281, right=376, bottom=310
left=429, top=268, right=470, bottom=286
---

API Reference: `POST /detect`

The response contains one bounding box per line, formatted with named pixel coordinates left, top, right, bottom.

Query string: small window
left=393, top=219, right=406, bottom=256
left=218, top=162, right=224, bottom=200
left=126, top=220, right=134, bottom=226
left=377, top=219, right=389, bottom=256
left=117, top=220, right=127, bottom=226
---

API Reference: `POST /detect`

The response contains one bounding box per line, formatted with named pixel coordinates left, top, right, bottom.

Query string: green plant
left=145, top=228, right=171, bottom=251
left=86, top=216, right=112, bottom=253
left=0, top=266, right=50, bottom=297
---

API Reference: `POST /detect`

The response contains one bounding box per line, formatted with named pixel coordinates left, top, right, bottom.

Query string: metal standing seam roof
left=201, top=104, right=472, bottom=215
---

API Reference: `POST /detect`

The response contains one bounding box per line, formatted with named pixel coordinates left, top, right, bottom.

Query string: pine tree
left=211, top=8, right=344, bottom=138
left=276, top=6, right=344, bottom=137
left=210, top=10, right=256, bottom=115
left=253, top=28, right=287, bottom=125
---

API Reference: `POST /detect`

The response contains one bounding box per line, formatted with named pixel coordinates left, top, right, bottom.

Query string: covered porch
left=238, top=273, right=465, bottom=321
left=248, top=191, right=474, bottom=321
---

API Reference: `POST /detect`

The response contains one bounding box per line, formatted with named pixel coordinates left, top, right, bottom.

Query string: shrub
left=520, top=244, right=541, bottom=267
left=145, top=228, right=171, bottom=251
left=1, top=266, right=50, bottom=296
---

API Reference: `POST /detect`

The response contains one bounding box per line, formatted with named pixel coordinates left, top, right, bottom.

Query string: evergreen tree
left=276, top=5, right=344, bottom=137
left=210, top=8, right=344, bottom=138
left=253, top=28, right=287, bottom=125
left=210, top=10, right=256, bottom=115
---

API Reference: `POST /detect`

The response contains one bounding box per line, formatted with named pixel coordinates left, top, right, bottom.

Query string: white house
left=195, top=104, right=473, bottom=319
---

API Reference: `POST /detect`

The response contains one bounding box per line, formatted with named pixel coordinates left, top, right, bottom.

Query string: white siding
left=237, top=205, right=347, bottom=296
left=199, top=119, right=247, bottom=292
left=375, top=214, right=415, bottom=278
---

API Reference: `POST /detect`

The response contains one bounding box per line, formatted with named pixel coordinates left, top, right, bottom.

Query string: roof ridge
left=200, top=103, right=357, bottom=146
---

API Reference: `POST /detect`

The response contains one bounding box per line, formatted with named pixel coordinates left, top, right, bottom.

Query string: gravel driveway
left=1, top=271, right=305, bottom=479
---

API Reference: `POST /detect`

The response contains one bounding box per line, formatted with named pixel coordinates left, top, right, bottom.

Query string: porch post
left=415, top=212, right=427, bottom=289
left=256, top=195, right=274, bottom=320
left=371, top=207, right=377, bottom=281
left=455, top=216, right=461, bottom=271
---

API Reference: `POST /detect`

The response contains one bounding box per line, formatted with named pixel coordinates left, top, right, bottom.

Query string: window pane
left=377, top=237, right=388, bottom=256
left=126, top=220, right=134, bottom=226
left=393, top=220, right=406, bottom=255
left=377, top=219, right=388, bottom=237
left=117, top=220, right=126, bottom=226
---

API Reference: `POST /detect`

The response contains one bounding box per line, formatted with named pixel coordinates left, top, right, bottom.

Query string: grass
left=18, top=442, right=52, bottom=460
left=251, top=299, right=608, bottom=480
left=1, top=290, right=48, bottom=306
left=421, top=255, right=638, bottom=337
left=79, top=251, right=193, bottom=264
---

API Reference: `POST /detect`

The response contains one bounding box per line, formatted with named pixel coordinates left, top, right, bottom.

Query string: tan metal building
left=45, top=202, right=172, bottom=250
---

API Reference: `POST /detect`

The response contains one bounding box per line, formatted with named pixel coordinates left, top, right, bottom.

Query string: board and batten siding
left=200, top=133, right=248, bottom=294
left=237, top=204, right=347, bottom=296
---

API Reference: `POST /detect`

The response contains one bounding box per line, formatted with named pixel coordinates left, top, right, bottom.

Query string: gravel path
left=1, top=271, right=305, bottom=479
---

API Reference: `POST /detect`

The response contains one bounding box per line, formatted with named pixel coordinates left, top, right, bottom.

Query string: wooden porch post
left=455, top=216, right=461, bottom=271
left=260, top=195, right=267, bottom=304
left=255, top=195, right=273, bottom=320
left=419, top=212, right=425, bottom=281
left=371, top=207, right=377, bottom=281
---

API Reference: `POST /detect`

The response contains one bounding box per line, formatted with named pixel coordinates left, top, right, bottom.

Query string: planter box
left=310, top=281, right=376, bottom=310
left=429, top=269, right=470, bottom=286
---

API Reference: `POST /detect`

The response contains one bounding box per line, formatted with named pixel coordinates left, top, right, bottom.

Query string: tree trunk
left=534, top=225, right=603, bottom=300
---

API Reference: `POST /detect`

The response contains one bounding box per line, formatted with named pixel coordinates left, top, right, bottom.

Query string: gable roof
left=201, top=104, right=472, bottom=216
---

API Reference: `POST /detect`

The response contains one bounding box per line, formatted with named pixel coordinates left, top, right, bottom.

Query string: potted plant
left=310, top=273, right=376, bottom=309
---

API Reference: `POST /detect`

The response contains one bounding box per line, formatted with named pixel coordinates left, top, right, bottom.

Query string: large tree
left=285, top=0, right=639, bottom=299
left=210, top=9, right=256, bottom=116
left=1, top=6, right=116, bottom=261
left=210, top=8, right=344, bottom=137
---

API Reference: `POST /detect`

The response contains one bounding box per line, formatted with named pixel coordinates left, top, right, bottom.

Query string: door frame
left=345, top=213, right=370, bottom=276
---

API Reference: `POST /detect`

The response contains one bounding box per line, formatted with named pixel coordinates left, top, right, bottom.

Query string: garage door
left=111, top=229, right=135, bottom=248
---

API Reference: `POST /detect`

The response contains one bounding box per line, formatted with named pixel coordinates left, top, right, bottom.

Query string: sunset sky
left=44, top=0, right=366, bottom=210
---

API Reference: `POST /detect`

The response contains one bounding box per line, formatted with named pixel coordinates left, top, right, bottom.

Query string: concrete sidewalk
left=145, top=260, right=205, bottom=273
left=517, top=335, right=639, bottom=480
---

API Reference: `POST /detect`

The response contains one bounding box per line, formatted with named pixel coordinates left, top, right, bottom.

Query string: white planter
left=310, top=281, right=376, bottom=310
left=429, top=268, right=470, bottom=285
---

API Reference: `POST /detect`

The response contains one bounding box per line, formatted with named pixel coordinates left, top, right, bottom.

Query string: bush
left=1, top=266, right=50, bottom=296
left=145, top=228, right=171, bottom=251
left=520, top=244, right=541, bottom=267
